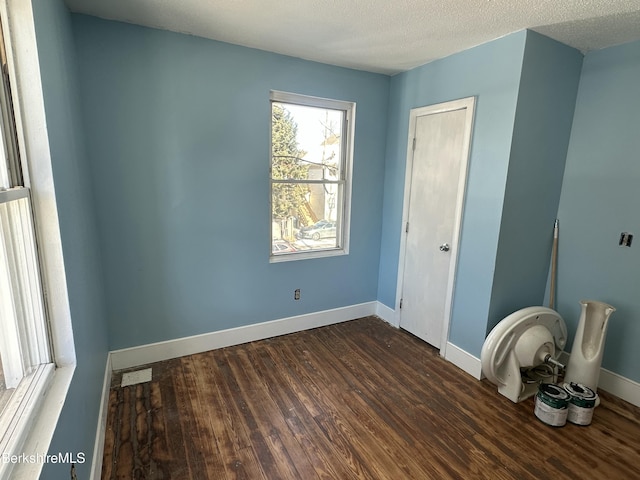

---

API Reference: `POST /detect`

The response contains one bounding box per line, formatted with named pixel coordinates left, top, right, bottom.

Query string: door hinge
left=412, top=137, right=416, bottom=151
left=399, top=298, right=403, bottom=309
left=405, top=221, right=409, bottom=233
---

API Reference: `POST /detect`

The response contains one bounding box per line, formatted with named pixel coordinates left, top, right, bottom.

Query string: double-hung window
left=270, top=91, right=355, bottom=261
left=0, top=7, right=62, bottom=477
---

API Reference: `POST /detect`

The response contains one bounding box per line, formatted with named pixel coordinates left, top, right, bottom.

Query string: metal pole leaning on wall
left=549, top=219, right=559, bottom=310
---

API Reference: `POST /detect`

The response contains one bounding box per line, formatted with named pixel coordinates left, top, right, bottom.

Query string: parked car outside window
left=298, top=221, right=336, bottom=240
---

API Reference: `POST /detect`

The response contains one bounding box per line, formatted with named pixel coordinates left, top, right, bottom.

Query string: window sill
left=270, top=247, right=348, bottom=263
left=6, top=364, right=75, bottom=480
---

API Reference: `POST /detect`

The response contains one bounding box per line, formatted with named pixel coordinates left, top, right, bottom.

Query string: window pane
left=271, top=102, right=344, bottom=181
left=0, top=22, right=23, bottom=189
left=271, top=182, right=342, bottom=254
left=0, top=355, right=12, bottom=416
left=270, top=91, right=353, bottom=260
left=0, top=121, right=10, bottom=188
left=0, top=196, right=49, bottom=396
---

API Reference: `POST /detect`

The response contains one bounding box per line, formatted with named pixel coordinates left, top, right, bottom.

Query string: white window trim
left=269, top=90, right=355, bottom=263
left=0, top=1, right=75, bottom=478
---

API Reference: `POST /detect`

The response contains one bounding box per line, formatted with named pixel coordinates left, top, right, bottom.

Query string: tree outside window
left=270, top=91, right=354, bottom=261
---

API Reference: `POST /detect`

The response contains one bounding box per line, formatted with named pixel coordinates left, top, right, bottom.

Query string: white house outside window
left=270, top=91, right=355, bottom=261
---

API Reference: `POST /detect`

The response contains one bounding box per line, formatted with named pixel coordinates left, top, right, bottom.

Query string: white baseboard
left=557, top=351, right=640, bottom=407
left=444, top=342, right=483, bottom=380
left=444, top=347, right=640, bottom=407
left=93, top=302, right=377, bottom=476
left=90, top=352, right=112, bottom=480
left=110, top=302, right=378, bottom=371
left=94, top=304, right=640, bottom=480
left=595, top=367, right=640, bottom=407
left=375, top=301, right=398, bottom=327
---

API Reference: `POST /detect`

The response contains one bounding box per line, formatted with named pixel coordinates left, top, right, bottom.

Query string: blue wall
left=487, top=32, right=583, bottom=330
left=378, top=31, right=585, bottom=358
left=71, top=15, right=390, bottom=350
left=31, top=1, right=110, bottom=478
left=553, top=39, right=640, bottom=383
left=28, top=6, right=640, bottom=473
left=378, top=32, right=527, bottom=356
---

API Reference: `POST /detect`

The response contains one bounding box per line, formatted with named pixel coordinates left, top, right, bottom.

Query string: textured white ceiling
left=63, top=0, right=640, bottom=74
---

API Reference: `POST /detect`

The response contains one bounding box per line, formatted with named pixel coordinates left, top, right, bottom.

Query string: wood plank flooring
left=103, top=317, right=640, bottom=479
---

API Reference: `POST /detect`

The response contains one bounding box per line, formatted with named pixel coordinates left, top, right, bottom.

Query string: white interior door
left=398, top=97, right=475, bottom=349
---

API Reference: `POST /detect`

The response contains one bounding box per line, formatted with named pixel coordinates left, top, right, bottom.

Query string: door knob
left=439, top=243, right=450, bottom=252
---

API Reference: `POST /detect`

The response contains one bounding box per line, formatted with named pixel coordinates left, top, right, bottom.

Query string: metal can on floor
left=534, top=383, right=569, bottom=427
left=564, top=382, right=598, bottom=426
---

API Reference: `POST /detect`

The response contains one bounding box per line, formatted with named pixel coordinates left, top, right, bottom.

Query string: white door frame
left=394, top=96, right=476, bottom=357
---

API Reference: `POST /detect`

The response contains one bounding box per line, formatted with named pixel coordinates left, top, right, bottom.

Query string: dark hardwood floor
left=103, top=317, right=640, bottom=479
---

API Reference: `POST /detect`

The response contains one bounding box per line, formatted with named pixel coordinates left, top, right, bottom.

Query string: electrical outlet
left=294, top=288, right=301, bottom=300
